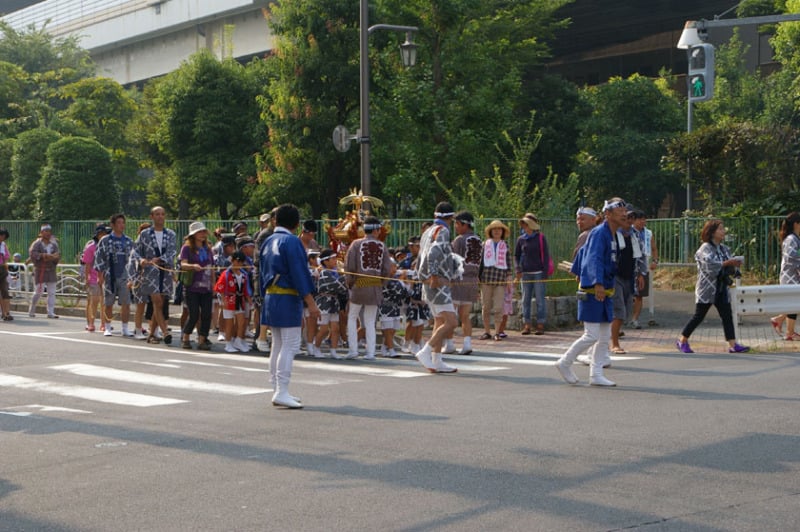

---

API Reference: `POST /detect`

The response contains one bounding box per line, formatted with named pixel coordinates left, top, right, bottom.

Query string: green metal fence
left=0, top=216, right=786, bottom=279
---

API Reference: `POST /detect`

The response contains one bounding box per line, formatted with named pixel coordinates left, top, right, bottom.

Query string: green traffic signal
left=688, top=44, right=714, bottom=102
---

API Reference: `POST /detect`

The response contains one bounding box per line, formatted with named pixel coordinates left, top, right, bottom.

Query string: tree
left=375, top=0, right=572, bottom=213
left=258, top=0, right=361, bottom=218
left=575, top=74, right=684, bottom=216
left=150, top=50, right=264, bottom=219
left=37, top=136, right=119, bottom=220
left=9, top=127, right=61, bottom=218
left=0, top=137, right=14, bottom=218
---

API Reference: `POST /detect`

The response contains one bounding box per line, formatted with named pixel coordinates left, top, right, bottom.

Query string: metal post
left=359, top=0, right=371, bottom=196
left=684, top=62, right=694, bottom=264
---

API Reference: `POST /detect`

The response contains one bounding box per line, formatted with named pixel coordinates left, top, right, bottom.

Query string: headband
left=40, top=224, right=52, bottom=231
left=364, top=223, right=382, bottom=231
left=455, top=217, right=474, bottom=227
left=576, top=207, right=597, bottom=217
left=602, top=199, right=627, bottom=212
left=434, top=211, right=455, bottom=218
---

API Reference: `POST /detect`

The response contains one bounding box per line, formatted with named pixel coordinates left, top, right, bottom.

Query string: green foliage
left=439, top=113, right=579, bottom=220
left=576, top=74, right=684, bottom=216
left=9, top=127, right=61, bottom=218
left=151, top=50, right=264, bottom=219
left=257, top=0, right=361, bottom=218
left=376, top=0, right=572, bottom=214
left=0, top=138, right=14, bottom=217
left=37, top=136, right=119, bottom=220
left=56, top=77, right=136, bottom=149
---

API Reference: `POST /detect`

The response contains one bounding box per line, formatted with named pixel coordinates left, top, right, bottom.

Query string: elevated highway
left=1, top=0, right=274, bottom=85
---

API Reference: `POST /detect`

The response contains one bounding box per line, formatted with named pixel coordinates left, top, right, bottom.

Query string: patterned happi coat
left=694, top=241, right=732, bottom=304
left=315, top=267, right=348, bottom=314
left=379, top=278, right=410, bottom=320
left=345, top=234, right=393, bottom=306
left=451, top=230, right=482, bottom=303
left=780, top=234, right=800, bottom=286
left=132, top=226, right=177, bottom=296
left=416, top=220, right=464, bottom=306
left=405, top=269, right=431, bottom=322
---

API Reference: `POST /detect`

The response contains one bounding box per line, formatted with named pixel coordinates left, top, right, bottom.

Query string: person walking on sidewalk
left=555, top=197, right=628, bottom=387
left=0, top=228, right=12, bottom=321
left=769, top=212, right=800, bottom=340
left=414, top=201, right=461, bottom=373
left=95, top=214, right=135, bottom=337
left=260, top=204, right=320, bottom=408
left=133, top=206, right=176, bottom=345
left=28, top=224, right=61, bottom=319
left=515, top=213, right=551, bottom=335
left=450, top=210, right=482, bottom=354
left=676, top=219, right=750, bottom=354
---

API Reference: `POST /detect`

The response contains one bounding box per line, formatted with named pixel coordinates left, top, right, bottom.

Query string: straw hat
left=484, top=219, right=510, bottom=239
left=519, top=213, right=540, bottom=231
left=188, top=221, right=208, bottom=236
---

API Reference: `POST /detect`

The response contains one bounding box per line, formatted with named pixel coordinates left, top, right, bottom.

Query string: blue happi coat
left=573, top=221, right=618, bottom=323
left=260, top=227, right=316, bottom=327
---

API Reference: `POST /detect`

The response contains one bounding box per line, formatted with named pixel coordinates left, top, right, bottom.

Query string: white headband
left=602, top=199, right=627, bottom=212
left=434, top=211, right=455, bottom=218
left=364, top=223, right=382, bottom=231
left=576, top=207, right=597, bottom=217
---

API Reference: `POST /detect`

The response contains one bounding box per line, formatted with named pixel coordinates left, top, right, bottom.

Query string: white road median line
left=51, top=364, right=270, bottom=395
left=0, top=373, right=186, bottom=407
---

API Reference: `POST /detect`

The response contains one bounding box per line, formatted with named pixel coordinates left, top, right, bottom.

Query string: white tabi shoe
left=415, top=346, right=435, bottom=372
left=590, top=375, right=616, bottom=387
left=555, top=360, right=579, bottom=384
left=272, top=391, right=303, bottom=409
left=431, top=353, right=457, bottom=373
left=440, top=339, right=456, bottom=354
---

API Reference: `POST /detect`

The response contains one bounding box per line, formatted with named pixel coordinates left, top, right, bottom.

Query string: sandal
left=479, top=333, right=492, bottom=340
left=182, top=340, right=192, bottom=349
left=147, top=336, right=161, bottom=344
left=785, top=332, right=800, bottom=341
left=163, top=334, right=172, bottom=345
left=521, top=325, right=532, bottom=335
left=610, top=346, right=627, bottom=354
left=493, top=334, right=501, bottom=341
left=771, top=318, right=784, bottom=336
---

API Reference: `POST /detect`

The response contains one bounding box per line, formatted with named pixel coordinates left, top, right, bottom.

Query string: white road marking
left=0, top=373, right=186, bottom=407
left=50, top=364, right=270, bottom=395
left=296, top=360, right=425, bottom=378
left=164, top=359, right=269, bottom=373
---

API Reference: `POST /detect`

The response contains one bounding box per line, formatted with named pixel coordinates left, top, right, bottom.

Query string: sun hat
left=188, top=221, right=208, bottom=236
left=259, top=213, right=270, bottom=223
left=484, top=219, right=510, bottom=239
left=519, top=213, right=540, bottom=231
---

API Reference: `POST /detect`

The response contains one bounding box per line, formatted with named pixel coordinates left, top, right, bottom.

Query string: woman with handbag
left=676, top=219, right=749, bottom=354
left=514, top=213, right=551, bottom=335
left=180, top=222, right=215, bottom=350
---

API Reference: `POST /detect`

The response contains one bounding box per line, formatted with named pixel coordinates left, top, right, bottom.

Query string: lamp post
left=359, top=0, right=417, bottom=197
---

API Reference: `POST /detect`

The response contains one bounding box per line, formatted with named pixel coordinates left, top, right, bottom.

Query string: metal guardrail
left=10, top=263, right=86, bottom=306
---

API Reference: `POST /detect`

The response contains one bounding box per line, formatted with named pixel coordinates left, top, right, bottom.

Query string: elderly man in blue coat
left=555, top=197, right=629, bottom=387
left=260, top=204, right=320, bottom=408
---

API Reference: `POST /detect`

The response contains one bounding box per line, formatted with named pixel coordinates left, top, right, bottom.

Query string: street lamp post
left=359, top=0, right=417, bottom=197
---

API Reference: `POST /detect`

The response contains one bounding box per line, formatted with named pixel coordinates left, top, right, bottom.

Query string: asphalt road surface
left=1, top=314, right=799, bottom=531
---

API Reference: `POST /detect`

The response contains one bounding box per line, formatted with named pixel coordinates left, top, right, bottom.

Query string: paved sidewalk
left=12, top=290, right=800, bottom=355
left=470, top=289, right=800, bottom=356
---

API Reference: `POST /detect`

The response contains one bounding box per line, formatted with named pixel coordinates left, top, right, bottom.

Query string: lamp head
left=677, top=21, right=706, bottom=49
left=399, top=32, right=417, bottom=67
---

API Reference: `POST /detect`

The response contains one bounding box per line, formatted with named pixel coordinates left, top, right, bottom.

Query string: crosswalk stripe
left=296, top=360, right=425, bottom=378
left=0, top=373, right=186, bottom=407
left=50, top=364, right=270, bottom=395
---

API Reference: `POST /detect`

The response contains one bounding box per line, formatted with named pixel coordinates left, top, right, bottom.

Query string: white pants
left=348, top=303, right=378, bottom=356
left=560, top=322, right=611, bottom=374
left=269, top=326, right=300, bottom=390
left=30, top=281, right=56, bottom=316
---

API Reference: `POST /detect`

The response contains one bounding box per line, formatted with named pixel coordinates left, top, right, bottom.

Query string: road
left=1, top=313, right=799, bottom=531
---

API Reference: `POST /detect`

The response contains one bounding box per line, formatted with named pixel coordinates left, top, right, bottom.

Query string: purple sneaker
left=728, top=343, right=750, bottom=353
left=676, top=340, right=694, bottom=354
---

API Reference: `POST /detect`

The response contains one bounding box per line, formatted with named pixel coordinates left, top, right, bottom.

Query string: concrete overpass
left=1, top=0, right=275, bottom=85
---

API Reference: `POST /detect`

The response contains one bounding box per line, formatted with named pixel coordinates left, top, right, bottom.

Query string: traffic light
left=687, top=43, right=714, bottom=102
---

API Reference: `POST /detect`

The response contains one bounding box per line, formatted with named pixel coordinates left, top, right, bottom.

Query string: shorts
left=430, top=302, right=456, bottom=317
left=222, top=308, right=246, bottom=319
left=635, top=274, right=650, bottom=297
left=317, top=312, right=339, bottom=325
left=612, top=277, right=634, bottom=322
left=409, top=318, right=425, bottom=327
left=380, top=317, right=402, bottom=330
left=105, top=278, right=132, bottom=307
left=452, top=300, right=474, bottom=307
left=86, top=284, right=103, bottom=297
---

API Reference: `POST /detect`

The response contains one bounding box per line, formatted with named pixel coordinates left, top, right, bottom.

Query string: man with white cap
left=555, top=197, right=628, bottom=387
left=573, top=206, right=599, bottom=261
left=261, top=204, right=320, bottom=408
left=28, top=223, right=61, bottom=319
left=414, top=201, right=462, bottom=373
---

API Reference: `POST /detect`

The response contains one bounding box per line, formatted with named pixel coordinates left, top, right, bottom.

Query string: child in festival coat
left=312, top=249, right=348, bottom=358
left=214, top=251, right=252, bottom=353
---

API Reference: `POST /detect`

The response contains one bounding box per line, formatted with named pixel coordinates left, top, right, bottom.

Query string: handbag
left=538, top=233, right=554, bottom=277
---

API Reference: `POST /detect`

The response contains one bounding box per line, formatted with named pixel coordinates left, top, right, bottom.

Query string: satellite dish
left=332, top=125, right=352, bottom=153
